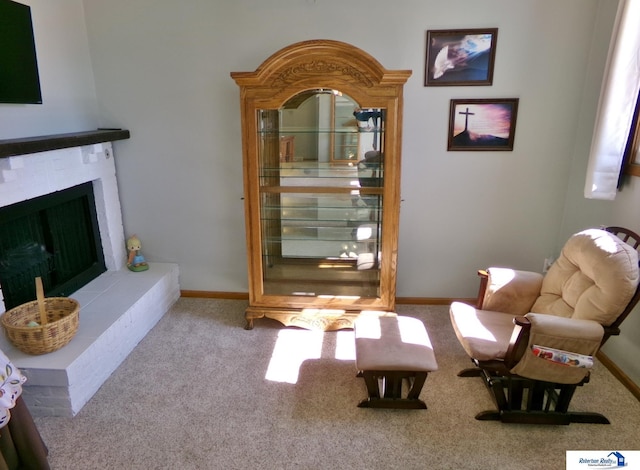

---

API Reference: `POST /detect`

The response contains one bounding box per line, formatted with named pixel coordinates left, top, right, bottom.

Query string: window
left=623, top=89, right=640, bottom=177
left=584, top=0, right=640, bottom=199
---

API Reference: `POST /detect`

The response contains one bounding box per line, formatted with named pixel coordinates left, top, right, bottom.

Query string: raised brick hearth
left=0, top=131, right=180, bottom=416
left=0, top=263, right=179, bottom=417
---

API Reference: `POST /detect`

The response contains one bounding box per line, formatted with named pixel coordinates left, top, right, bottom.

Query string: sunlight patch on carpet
left=334, top=330, right=356, bottom=360
left=265, top=329, right=356, bottom=384
left=265, top=329, right=324, bottom=384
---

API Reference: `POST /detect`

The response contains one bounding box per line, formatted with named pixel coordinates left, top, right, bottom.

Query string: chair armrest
left=475, top=270, right=489, bottom=309
left=479, top=267, right=543, bottom=315
left=510, top=312, right=604, bottom=384
left=525, top=312, right=604, bottom=344
left=503, top=316, right=532, bottom=369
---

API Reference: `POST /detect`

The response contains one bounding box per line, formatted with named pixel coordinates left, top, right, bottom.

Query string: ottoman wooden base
left=354, top=316, right=437, bottom=409
left=356, top=370, right=429, bottom=409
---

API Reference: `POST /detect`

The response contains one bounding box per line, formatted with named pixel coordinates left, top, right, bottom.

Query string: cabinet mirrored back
left=259, top=90, right=385, bottom=299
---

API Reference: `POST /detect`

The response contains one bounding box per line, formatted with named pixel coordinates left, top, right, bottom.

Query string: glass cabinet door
left=258, top=90, right=386, bottom=299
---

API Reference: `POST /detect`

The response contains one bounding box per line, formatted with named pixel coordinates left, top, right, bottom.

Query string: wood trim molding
left=180, top=290, right=473, bottom=306
left=180, top=290, right=249, bottom=300
left=625, top=162, right=640, bottom=177
left=597, top=350, right=640, bottom=402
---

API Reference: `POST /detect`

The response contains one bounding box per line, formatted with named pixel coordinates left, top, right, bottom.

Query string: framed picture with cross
left=447, top=98, right=519, bottom=151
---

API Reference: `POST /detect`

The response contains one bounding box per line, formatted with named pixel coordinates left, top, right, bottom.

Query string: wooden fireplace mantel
left=0, top=128, right=130, bottom=158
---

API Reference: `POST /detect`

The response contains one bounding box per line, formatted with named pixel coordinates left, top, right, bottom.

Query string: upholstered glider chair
left=449, top=227, right=640, bottom=425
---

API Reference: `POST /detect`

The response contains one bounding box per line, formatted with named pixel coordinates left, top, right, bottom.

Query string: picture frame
left=447, top=98, right=519, bottom=151
left=425, top=28, right=498, bottom=86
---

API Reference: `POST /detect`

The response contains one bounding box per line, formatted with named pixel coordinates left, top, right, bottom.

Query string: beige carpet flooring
left=33, top=298, right=640, bottom=469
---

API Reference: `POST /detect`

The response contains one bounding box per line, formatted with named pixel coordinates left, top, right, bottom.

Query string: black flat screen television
left=0, top=0, right=42, bottom=104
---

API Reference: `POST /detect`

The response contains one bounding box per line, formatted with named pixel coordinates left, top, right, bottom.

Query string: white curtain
left=584, top=0, right=640, bottom=200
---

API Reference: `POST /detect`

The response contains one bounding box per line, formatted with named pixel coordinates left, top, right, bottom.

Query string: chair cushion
left=354, top=316, right=437, bottom=372
left=449, top=301, right=517, bottom=361
left=531, top=228, right=639, bottom=326
left=483, top=268, right=543, bottom=315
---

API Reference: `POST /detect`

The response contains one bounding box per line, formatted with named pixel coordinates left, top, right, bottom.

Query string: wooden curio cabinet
left=231, top=40, right=411, bottom=330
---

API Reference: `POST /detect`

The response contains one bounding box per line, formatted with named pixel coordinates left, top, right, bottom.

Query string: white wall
left=600, top=179, right=640, bottom=385
left=0, top=0, right=615, bottom=293
left=73, top=0, right=614, bottom=298
left=5, top=1, right=637, bottom=382
left=0, top=0, right=99, bottom=139
left=1, top=0, right=618, bottom=295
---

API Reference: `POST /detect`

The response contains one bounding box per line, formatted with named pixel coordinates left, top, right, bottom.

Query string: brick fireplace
left=0, top=130, right=180, bottom=417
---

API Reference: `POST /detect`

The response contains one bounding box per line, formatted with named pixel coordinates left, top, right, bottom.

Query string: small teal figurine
left=126, top=235, right=149, bottom=272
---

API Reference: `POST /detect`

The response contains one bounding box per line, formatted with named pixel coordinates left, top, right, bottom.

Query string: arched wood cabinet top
left=231, top=40, right=412, bottom=107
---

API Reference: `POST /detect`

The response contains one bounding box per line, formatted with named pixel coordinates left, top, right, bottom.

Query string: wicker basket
left=1, top=277, right=79, bottom=355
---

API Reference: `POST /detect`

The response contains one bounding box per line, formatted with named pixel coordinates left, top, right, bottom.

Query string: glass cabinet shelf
left=262, top=196, right=381, bottom=219
left=259, top=163, right=383, bottom=188
left=258, top=127, right=383, bottom=134
left=260, top=192, right=382, bottom=261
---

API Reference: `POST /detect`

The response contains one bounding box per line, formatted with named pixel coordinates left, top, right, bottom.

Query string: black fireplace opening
left=0, top=182, right=106, bottom=310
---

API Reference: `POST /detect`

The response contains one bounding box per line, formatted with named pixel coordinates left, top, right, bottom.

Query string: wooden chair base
left=475, top=409, right=609, bottom=425
left=356, top=370, right=428, bottom=409
left=459, top=365, right=609, bottom=425
left=358, top=397, right=427, bottom=409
